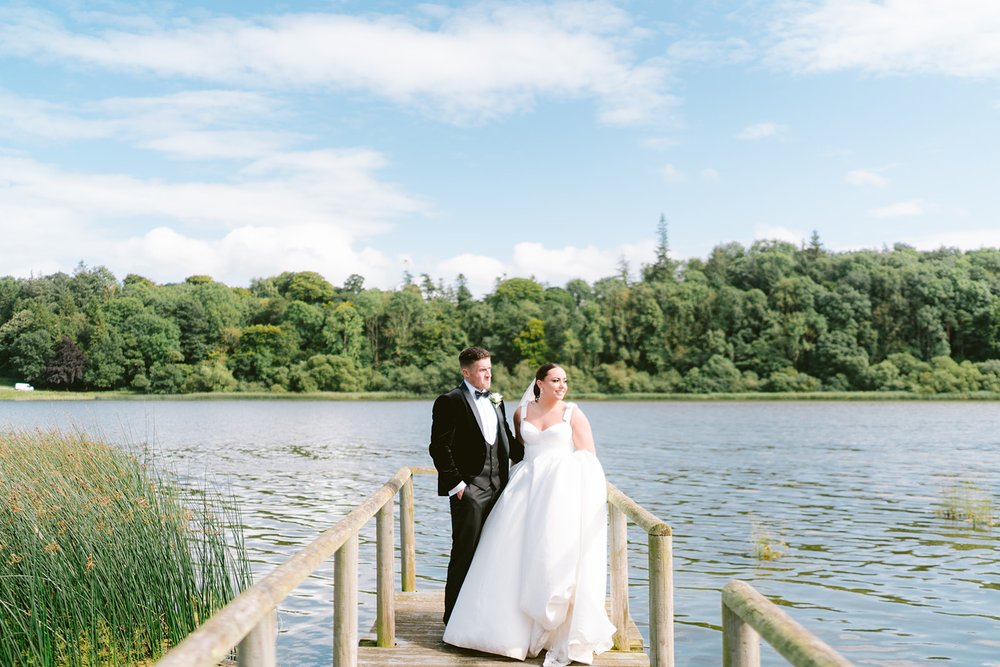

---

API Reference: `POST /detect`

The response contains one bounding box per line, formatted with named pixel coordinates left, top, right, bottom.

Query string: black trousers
left=443, top=477, right=500, bottom=624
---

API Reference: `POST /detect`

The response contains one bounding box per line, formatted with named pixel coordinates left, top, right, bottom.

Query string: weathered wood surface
left=156, top=468, right=414, bottom=667
left=358, top=590, right=649, bottom=666
left=721, top=581, right=853, bottom=667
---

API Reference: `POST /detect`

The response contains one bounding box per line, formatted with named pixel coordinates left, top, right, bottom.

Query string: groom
left=429, top=346, right=522, bottom=625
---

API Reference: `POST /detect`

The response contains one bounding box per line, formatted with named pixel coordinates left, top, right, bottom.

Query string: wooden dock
left=358, top=590, right=649, bottom=666
left=156, top=466, right=671, bottom=667
left=155, top=464, right=856, bottom=667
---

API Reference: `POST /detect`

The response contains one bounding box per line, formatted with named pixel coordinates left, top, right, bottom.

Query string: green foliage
left=294, top=354, right=366, bottom=392
left=763, top=367, right=822, bottom=392
left=183, top=357, right=238, bottom=393
left=45, top=336, right=86, bottom=389
left=937, top=481, right=995, bottom=529
left=6, top=240, right=1000, bottom=394
left=683, top=355, right=745, bottom=393
left=0, top=430, right=250, bottom=665
left=148, top=362, right=191, bottom=394
left=231, top=324, right=296, bottom=386
left=513, top=317, right=550, bottom=367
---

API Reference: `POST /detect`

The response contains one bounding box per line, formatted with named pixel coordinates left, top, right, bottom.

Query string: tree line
left=3, top=232, right=1000, bottom=395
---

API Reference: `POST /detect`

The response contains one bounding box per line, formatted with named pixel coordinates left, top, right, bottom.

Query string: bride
left=442, top=363, right=615, bottom=666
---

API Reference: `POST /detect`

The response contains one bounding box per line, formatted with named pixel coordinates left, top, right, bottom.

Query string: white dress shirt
left=449, top=381, right=499, bottom=497
left=466, top=380, right=498, bottom=446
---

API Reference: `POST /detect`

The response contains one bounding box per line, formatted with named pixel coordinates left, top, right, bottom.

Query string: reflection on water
left=1, top=399, right=998, bottom=666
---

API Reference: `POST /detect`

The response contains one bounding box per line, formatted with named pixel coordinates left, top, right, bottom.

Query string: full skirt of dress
left=442, top=418, right=615, bottom=664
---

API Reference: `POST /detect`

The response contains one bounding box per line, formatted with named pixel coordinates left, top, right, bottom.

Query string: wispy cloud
left=641, top=136, right=679, bottom=151
left=768, top=0, right=1000, bottom=77
left=872, top=199, right=929, bottom=218
left=661, top=163, right=687, bottom=184
left=0, top=88, right=295, bottom=160
left=0, top=3, right=675, bottom=125
left=846, top=168, right=889, bottom=188
left=700, top=168, right=720, bottom=183
left=736, top=122, right=785, bottom=140
left=667, top=37, right=755, bottom=64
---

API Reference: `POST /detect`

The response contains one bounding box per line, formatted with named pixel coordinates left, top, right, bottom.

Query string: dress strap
left=563, top=402, right=575, bottom=422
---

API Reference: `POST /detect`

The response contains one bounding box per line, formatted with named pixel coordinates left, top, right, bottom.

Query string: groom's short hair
left=459, top=346, right=491, bottom=368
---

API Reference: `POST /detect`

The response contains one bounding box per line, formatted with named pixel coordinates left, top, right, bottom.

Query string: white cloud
left=435, top=239, right=657, bottom=296
left=667, top=37, right=755, bottom=64
left=754, top=224, right=807, bottom=244
left=435, top=254, right=508, bottom=294
left=0, top=3, right=674, bottom=125
left=736, top=122, right=785, bottom=140
left=846, top=168, right=888, bottom=188
left=661, top=163, right=687, bottom=184
left=0, top=88, right=295, bottom=160
left=0, top=89, right=111, bottom=140
left=510, top=241, right=654, bottom=284
left=700, top=168, right=720, bottom=183
left=641, top=136, right=679, bottom=151
left=768, top=0, right=1000, bottom=77
left=872, top=199, right=929, bottom=218
left=108, top=224, right=395, bottom=288
left=0, top=151, right=423, bottom=286
left=904, top=228, right=1000, bottom=250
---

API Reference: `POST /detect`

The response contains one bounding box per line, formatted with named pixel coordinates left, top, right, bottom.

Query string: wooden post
left=334, top=534, right=359, bottom=667
left=236, top=607, right=276, bottom=667
left=722, top=600, right=759, bottom=667
left=376, top=499, right=396, bottom=647
left=400, top=473, right=416, bottom=592
left=721, top=580, right=852, bottom=667
left=609, top=503, right=630, bottom=650
left=648, top=527, right=674, bottom=667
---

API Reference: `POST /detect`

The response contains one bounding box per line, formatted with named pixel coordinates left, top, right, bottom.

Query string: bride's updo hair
left=533, top=362, right=561, bottom=400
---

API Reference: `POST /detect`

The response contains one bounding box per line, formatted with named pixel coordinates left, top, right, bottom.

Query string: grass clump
left=751, top=521, right=787, bottom=561
left=0, top=429, right=252, bottom=666
left=938, top=481, right=995, bottom=529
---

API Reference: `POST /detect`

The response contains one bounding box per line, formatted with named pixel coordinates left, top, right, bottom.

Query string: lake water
left=1, top=399, right=997, bottom=666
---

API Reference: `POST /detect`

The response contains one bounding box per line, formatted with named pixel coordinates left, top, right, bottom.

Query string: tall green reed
left=0, top=429, right=252, bottom=666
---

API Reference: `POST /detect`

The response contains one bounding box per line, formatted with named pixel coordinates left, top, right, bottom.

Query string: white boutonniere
left=488, top=392, right=503, bottom=405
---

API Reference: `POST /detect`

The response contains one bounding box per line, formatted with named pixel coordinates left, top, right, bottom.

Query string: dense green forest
left=3, top=233, right=1000, bottom=395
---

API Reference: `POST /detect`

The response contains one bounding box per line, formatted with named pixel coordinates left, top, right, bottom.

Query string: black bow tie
left=474, top=389, right=490, bottom=399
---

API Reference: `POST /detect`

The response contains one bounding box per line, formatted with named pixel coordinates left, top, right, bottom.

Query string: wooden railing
left=607, top=483, right=674, bottom=667
left=154, top=466, right=426, bottom=667
left=722, top=580, right=853, bottom=667
left=153, top=465, right=673, bottom=667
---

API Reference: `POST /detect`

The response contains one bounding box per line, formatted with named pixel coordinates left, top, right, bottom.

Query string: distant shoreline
left=3, top=388, right=1000, bottom=402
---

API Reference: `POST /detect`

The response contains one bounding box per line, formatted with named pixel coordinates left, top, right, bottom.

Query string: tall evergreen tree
left=643, top=213, right=675, bottom=283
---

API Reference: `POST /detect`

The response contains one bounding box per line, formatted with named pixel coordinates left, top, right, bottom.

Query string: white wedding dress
left=442, top=402, right=615, bottom=665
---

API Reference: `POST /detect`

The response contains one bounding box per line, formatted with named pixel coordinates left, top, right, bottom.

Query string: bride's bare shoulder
left=569, top=402, right=590, bottom=423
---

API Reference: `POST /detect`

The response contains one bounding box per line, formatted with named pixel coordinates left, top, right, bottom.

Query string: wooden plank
left=359, top=591, right=648, bottom=667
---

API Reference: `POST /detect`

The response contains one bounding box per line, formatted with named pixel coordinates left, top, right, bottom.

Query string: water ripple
left=1, top=399, right=997, bottom=665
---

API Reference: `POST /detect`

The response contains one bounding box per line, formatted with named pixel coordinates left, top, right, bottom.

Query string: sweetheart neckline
left=521, top=420, right=570, bottom=434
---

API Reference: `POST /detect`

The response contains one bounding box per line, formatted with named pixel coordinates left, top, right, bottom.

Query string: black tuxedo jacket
left=429, top=383, right=523, bottom=496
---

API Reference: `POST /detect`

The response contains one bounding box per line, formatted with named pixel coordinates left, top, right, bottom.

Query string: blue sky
left=1, top=0, right=998, bottom=295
